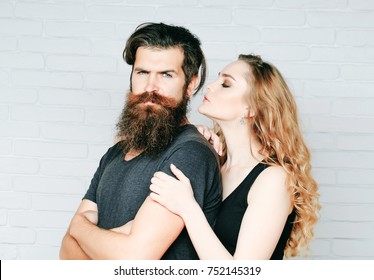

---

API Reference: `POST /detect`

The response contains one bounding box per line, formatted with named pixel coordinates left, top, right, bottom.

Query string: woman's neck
left=219, top=121, right=263, bottom=169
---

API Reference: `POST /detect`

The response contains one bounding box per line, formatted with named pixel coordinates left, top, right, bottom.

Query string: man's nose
left=145, top=74, right=159, bottom=93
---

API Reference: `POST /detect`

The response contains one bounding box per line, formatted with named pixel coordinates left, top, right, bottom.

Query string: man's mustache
left=127, top=91, right=178, bottom=108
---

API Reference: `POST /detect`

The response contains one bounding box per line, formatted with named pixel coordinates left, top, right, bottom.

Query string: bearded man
left=59, top=22, right=222, bottom=260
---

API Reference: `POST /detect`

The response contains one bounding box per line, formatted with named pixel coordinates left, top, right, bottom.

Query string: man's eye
left=163, top=73, right=172, bottom=78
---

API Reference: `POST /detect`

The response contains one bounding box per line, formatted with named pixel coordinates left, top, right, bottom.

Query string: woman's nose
left=206, top=81, right=214, bottom=92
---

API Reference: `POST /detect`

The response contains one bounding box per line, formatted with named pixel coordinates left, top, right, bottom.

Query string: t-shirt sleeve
left=158, top=141, right=222, bottom=214
left=83, top=143, right=121, bottom=203
left=83, top=161, right=102, bottom=203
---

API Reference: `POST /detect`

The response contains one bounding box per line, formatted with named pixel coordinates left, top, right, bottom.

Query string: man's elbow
left=59, top=244, right=70, bottom=260
left=59, top=234, right=70, bottom=260
left=59, top=248, right=68, bottom=260
left=59, top=233, right=90, bottom=260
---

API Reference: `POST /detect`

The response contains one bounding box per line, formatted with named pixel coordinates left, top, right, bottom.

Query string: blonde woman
left=149, top=54, right=320, bottom=259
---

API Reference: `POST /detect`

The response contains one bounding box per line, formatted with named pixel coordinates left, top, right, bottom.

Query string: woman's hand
left=149, top=164, right=196, bottom=217
left=196, top=125, right=223, bottom=156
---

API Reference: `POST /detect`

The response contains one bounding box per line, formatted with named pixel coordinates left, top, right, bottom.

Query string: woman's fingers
left=149, top=191, right=163, bottom=205
left=170, top=164, right=190, bottom=184
left=196, top=124, right=223, bottom=155
left=149, top=183, right=161, bottom=194
left=197, top=125, right=211, bottom=141
left=210, top=133, right=222, bottom=155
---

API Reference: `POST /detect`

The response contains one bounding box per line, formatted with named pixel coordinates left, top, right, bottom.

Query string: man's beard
left=116, top=91, right=189, bottom=156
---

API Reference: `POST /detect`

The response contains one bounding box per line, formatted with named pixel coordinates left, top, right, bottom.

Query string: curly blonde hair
left=215, top=54, right=320, bottom=258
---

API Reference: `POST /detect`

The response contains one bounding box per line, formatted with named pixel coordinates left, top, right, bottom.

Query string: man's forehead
left=134, top=46, right=184, bottom=69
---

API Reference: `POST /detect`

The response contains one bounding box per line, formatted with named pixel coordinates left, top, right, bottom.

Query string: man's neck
left=124, top=149, right=142, bottom=161
left=180, top=117, right=190, bottom=126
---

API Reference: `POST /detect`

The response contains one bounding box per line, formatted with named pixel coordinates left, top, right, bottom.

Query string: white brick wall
left=0, top=0, right=373, bottom=260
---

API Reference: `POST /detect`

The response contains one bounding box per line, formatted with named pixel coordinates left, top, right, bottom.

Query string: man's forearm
left=69, top=213, right=134, bottom=259
left=59, top=231, right=91, bottom=260
left=69, top=197, right=183, bottom=260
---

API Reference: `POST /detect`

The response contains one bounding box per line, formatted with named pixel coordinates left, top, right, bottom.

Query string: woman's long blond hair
left=215, top=54, right=320, bottom=257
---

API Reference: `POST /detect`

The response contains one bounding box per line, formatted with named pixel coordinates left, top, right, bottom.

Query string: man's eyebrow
left=161, top=69, right=178, bottom=74
left=133, top=67, right=178, bottom=74
left=219, top=72, right=236, bottom=81
left=133, top=67, right=148, bottom=72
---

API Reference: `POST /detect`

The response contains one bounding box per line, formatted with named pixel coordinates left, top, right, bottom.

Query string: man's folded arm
left=69, top=196, right=184, bottom=260
left=59, top=199, right=98, bottom=260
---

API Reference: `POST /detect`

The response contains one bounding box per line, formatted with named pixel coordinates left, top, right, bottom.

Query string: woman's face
left=198, top=60, right=250, bottom=123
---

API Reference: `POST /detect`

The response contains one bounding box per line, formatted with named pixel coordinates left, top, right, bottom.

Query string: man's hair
left=123, top=22, right=206, bottom=94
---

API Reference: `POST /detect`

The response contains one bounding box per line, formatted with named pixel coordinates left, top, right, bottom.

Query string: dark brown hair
left=123, top=22, right=206, bottom=94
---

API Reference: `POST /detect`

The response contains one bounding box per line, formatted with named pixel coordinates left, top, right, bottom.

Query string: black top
left=214, top=162, right=296, bottom=260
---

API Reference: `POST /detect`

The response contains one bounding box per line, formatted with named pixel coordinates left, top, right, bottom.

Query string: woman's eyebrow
left=218, top=72, right=236, bottom=81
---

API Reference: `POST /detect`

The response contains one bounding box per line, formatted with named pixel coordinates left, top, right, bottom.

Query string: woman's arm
left=150, top=164, right=232, bottom=259
left=234, top=166, right=292, bottom=259
left=150, top=164, right=292, bottom=260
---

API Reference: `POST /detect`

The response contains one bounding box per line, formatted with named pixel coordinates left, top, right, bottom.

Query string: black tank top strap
left=222, top=162, right=270, bottom=205
left=239, top=162, right=270, bottom=193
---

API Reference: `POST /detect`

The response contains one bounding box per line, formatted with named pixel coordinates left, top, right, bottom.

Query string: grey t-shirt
left=83, top=124, right=222, bottom=259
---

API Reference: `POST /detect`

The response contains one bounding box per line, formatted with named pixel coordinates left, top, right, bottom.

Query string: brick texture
left=0, top=0, right=373, bottom=260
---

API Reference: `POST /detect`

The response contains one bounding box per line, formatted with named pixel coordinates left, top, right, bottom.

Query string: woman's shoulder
left=248, top=165, right=289, bottom=201
left=261, top=165, right=287, bottom=182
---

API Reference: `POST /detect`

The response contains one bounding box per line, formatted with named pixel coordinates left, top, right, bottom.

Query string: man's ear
left=186, top=75, right=199, bottom=97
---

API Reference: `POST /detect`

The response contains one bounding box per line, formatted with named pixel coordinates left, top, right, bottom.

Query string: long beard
left=116, top=91, right=189, bottom=156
